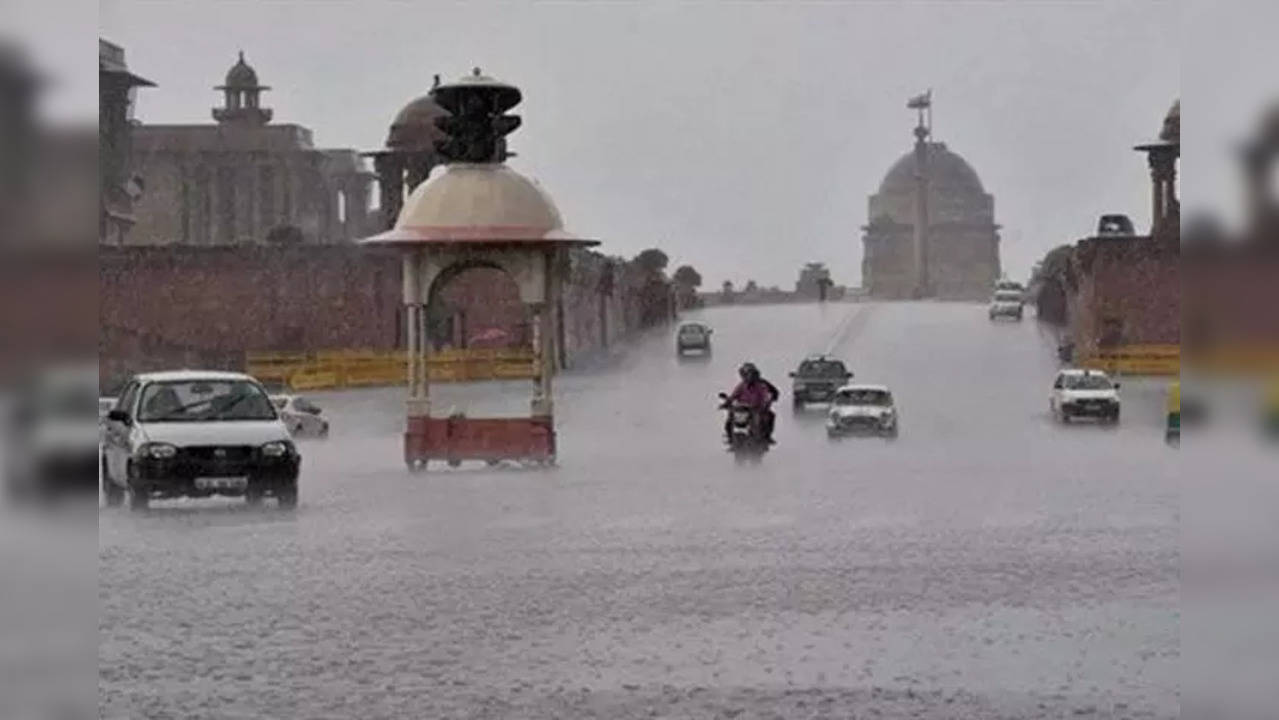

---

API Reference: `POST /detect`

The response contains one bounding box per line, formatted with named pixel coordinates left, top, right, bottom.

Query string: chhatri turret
left=361, top=69, right=597, bottom=471
left=212, top=51, right=271, bottom=126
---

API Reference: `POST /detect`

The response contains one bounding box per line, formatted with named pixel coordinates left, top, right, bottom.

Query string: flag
left=907, top=90, right=931, bottom=109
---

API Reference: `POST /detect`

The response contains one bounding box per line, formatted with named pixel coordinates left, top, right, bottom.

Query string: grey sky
left=99, top=1, right=1178, bottom=287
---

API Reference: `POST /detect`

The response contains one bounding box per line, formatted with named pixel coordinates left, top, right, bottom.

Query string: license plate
left=195, top=477, right=247, bottom=490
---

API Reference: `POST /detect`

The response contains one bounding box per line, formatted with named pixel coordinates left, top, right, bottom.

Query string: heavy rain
left=0, top=2, right=1277, bottom=719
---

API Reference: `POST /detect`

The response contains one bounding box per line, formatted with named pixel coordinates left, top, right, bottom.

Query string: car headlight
left=139, top=442, right=178, bottom=459
left=260, top=440, right=294, bottom=458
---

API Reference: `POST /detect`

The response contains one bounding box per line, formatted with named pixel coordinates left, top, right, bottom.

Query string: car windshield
left=835, top=389, right=891, bottom=406
left=679, top=325, right=707, bottom=335
left=138, top=380, right=278, bottom=422
left=799, top=360, right=847, bottom=377
left=1063, top=374, right=1113, bottom=390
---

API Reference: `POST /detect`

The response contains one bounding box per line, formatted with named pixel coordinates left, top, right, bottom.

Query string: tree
left=634, top=248, right=670, bottom=276
left=744, top=280, right=759, bottom=293
left=672, top=265, right=703, bottom=289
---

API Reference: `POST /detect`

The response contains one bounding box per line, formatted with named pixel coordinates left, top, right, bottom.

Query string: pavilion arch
left=423, top=256, right=533, bottom=351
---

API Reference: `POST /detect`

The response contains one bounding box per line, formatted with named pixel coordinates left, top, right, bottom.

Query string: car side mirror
left=1113, top=383, right=1121, bottom=389
left=717, top=392, right=729, bottom=401
left=107, top=409, right=131, bottom=425
left=788, top=372, right=796, bottom=378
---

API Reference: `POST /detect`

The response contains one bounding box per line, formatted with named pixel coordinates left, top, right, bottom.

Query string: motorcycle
left=718, top=392, right=770, bottom=458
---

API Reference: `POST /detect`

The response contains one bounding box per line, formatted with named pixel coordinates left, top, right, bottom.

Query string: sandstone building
left=123, top=52, right=373, bottom=246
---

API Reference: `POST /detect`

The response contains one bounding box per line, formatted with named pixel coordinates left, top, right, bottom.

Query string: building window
left=217, top=166, right=236, bottom=243
left=195, top=167, right=211, bottom=245
left=259, top=165, right=275, bottom=233
left=337, top=189, right=347, bottom=225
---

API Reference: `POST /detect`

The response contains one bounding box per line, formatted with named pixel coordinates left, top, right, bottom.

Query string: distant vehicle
left=789, top=356, right=853, bottom=410
left=4, top=364, right=100, bottom=503
left=101, top=370, right=300, bottom=510
left=271, top=394, right=330, bottom=439
left=676, top=322, right=713, bottom=356
left=994, top=279, right=1024, bottom=293
left=1097, top=214, right=1135, bottom=237
left=1057, top=341, right=1075, bottom=363
left=1165, top=381, right=1180, bottom=443
left=1050, top=368, right=1121, bottom=424
left=989, top=290, right=1024, bottom=321
left=826, top=384, right=898, bottom=438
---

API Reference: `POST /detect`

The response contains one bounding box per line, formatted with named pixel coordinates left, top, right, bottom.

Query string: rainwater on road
left=99, top=302, right=1178, bottom=719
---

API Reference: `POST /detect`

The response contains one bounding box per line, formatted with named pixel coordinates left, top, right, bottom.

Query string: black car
left=676, top=323, right=713, bottom=356
left=789, top=356, right=853, bottom=410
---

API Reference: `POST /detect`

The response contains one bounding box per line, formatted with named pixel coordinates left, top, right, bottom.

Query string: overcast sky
left=95, top=1, right=1182, bottom=287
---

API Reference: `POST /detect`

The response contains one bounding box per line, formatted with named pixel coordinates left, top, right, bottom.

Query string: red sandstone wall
left=100, top=245, right=671, bottom=389
left=1066, top=237, right=1179, bottom=358
left=1183, top=247, right=1279, bottom=352
left=100, top=245, right=401, bottom=388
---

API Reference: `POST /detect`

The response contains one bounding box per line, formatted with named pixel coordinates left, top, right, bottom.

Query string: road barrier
left=1079, top=344, right=1180, bottom=376
left=245, top=348, right=537, bottom=391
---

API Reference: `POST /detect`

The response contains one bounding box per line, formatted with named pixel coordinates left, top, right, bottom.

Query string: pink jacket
left=729, top=380, right=775, bottom=409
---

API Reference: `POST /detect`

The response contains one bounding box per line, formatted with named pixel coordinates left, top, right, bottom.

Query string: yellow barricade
left=289, top=368, right=341, bottom=391
left=1184, top=345, right=1279, bottom=375
left=1081, top=344, right=1180, bottom=376
left=246, top=348, right=538, bottom=390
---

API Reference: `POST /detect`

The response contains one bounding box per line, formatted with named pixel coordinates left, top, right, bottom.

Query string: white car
left=271, top=394, right=330, bottom=439
left=826, top=384, right=898, bottom=437
left=1050, top=368, right=1121, bottom=423
left=989, top=290, right=1024, bottom=320
left=100, top=370, right=300, bottom=510
left=4, top=364, right=100, bottom=502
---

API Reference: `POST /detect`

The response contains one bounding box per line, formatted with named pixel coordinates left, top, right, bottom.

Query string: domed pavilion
left=862, top=99, right=1000, bottom=300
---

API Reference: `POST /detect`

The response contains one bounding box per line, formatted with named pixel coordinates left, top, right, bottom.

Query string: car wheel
left=318, top=423, right=329, bottom=439
left=102, top=456, right=123, bottom=507
left=276, top=483, right=298, bottom=510
left=125, top=461, right=149, bottom=510
left=245, top=483, right=264, bottom=506
left=792, top=397, right=804, bottom=412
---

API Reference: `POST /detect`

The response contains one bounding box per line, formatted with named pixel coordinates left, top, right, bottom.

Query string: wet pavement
left=99, top=302, right=1178, bottom=719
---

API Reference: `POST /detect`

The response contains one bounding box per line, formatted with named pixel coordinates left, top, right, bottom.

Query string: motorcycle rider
left=725, top=362, right=779, bottom=443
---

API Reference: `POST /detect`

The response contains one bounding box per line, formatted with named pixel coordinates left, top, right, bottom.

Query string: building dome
left=221, top=51, right=261, bottom=88
left=363, top=163, right=589, bottom=244
left=878, top=142, right=985, bottom=196
left=386, top=92, right=448, bottom=152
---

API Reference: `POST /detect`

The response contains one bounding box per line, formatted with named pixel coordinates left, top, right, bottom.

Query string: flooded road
left=99, top=302, right=1178, bottom=719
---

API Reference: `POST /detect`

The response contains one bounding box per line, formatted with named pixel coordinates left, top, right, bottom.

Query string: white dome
left=363, top=164, right=591, bottom=245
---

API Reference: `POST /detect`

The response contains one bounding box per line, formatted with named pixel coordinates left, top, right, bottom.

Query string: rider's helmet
left=738, top=362, right=760, bottom=381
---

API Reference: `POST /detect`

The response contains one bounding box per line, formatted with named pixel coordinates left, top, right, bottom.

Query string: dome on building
left=221, top=51, right=261, bottom=89
left=1159, top=99, right=1179, bottom=143
left=386, top=92, right=448, bottom=151
left=362, top=164, right=594, bottom=244
left=878, top=142, right=985, bottom=196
